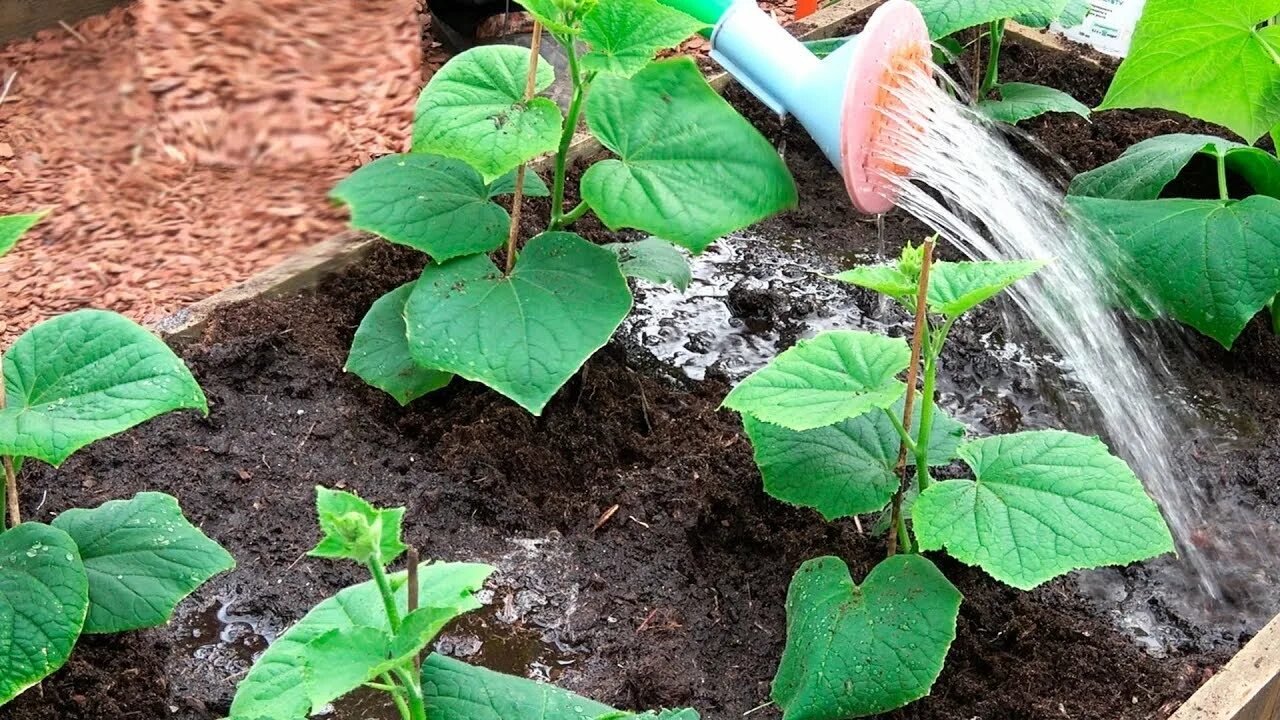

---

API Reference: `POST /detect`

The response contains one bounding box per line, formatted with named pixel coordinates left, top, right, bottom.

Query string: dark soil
left=3, top=15, right=1270, bottom=720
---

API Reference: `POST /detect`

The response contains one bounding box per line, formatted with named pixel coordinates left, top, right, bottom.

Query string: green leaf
left=928, top=259, right=1047, bottom=317
left=229, top=562, right=494, bottom=719
left=580, top=0, right=708, bottom=77
left=721, top=331, right=910, bottom=432
left=422, top=654, right=700, bottom=720
left=979, top=82, right=1091, bottom=124
left=743, top=398, right=966, bottom=521
left=771, top=555, right=961, bottom=720
left=581, top=57, right=797, bottom=253
left=605, top=237, right=692, bottom=290
left=0, top=522, right=89, bottom=706
left=1099, top=0, right=1280, bottom=144
left=514, top=0, right=577, bottom=34
left=346, top=283, right=452, bottom=406
left=913, top=430, right=1174, bottom=590
left=413, top=45, right=563, bottom=182
left=1015, top=0, right=1088, bottom=27
left=804, top=37, right=852, bottom=60
left=487, top=169, right=552, bottom=198
left=0, top=310, right=207, bottom=467
left=911, top=0, right=1068, bottom=39
left=829, top=265, right=918, bottom=302
left=49, top=492, right=233, bottom=634
left=406, top=231, right=632, bottom=414
left=331, top=154, right=510, bottom=261
left=0, top=211, right=46, bottom=259
left=1069, top=134, right=1280, bottom=201
left=1068, top=195, right=1280, bottom=348
left=310, top=486, right=407, bottom=564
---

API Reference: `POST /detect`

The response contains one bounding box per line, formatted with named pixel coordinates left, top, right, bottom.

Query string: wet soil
left=3, top=17, right=1275, bottom=720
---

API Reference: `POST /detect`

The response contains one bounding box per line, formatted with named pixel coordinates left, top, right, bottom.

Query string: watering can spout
left=659, top=0, right=932, bottom=214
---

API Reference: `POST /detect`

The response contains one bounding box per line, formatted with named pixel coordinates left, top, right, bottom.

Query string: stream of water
left=870, top=64, right=1277, bottom=634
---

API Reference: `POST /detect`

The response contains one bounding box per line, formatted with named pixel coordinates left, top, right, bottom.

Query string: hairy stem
left=382, top=673, right=413, bottom=720
left=979, top=20, right=1005, bottom=99
left=367, top=557, right=403, bottom=633
left=392, top=665, right=428, bottom=720
left=0, top=365, right=17, bottom=528
left=505, top=22, right=545, bottom=273
left=887, top=239, right=935, bottom=557
left=551, top=39, right=587, bottom=230
left=1217, top=152, right=1230, bottom=201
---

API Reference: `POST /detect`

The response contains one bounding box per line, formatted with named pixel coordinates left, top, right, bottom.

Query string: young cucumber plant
left=229, top=487, right=698, bottom=720
left=912, top=0, right=1091, bottom=124
left=0, top=213, right=233, bottom=707
left=1066, top=0, right=1280, bottom=348
left=332, top=0, right=797, bottom=414
left=723, top=240, right=1174, bottom=718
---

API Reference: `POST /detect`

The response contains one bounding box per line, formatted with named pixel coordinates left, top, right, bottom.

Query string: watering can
left=655, top=0, right=932, bottom=213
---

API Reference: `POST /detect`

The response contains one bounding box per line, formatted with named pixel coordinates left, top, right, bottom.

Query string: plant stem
left=382, top=673, right=413, bottom=720
left=504, top=22, right=545, bottom=274
left=914, top=352, right=938, bottom=491
left=0, top=365, right=17, bottom=529
left=887, top=239, right=935, bottom=558
left=367, top=557, right=403, bottom=633
left=979, top=20, right=1005, bottom=99
left=883, top=409, right=918, bottom=455
left=551, top=39, right=587, bottom=230
left=1217, top=153, right=1230, bottom=201
left=392, top=665, right=428, bottom=720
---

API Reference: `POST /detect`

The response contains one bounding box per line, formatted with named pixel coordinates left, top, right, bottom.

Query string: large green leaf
left=771, top=555, right=961, bottom=720
left=406, top=232, right=632, bottom=414
left=422, top=654, right=700, bottom=720
left=0, top=310, right=207, bottom=466
left=331, top=154, right=510, bottom=261
left=580, top=0, right=708, bottom=77
left=308, top=486, right=408, bottom=565
left=1069, top=134, right=1280, bottom=201
left=913, top=430, right=1174, bottom=590
left=49, top=492, right=233, bottom=634
left=911, top=0, right=1067, bottom=39
left=346, top=283, right=453, bottom=406
left=605, top=237, right=692, bottom=290
left=581, top=57, right=797, bottom=253
left=413, top=45, right=563, bottom=182
left=743, top=398, right=965, bottom=521
left=1069, top=195, right=1280, bottom=348
left=1099, top=0, right=1280, bottom=144
left=487, top=169, right=551, bottom=198
left=229, top=562, right=494, bottom=719
left=0, top=211, right=46, bottom=259
left=0, top=522, right=89, bottom=706
left=978, top=82, right=1090, bottom=124
left=927, top=259, right=1047, bottom=317
left=722, top=331, right=910, bottom=432
left=1015, top=0, right=1088, bottom=28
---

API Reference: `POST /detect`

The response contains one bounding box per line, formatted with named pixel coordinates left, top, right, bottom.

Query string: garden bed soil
left=5, top=13, right=1278, bottom=720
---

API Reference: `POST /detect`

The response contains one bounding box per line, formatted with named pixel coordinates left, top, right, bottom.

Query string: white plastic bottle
left=1051, top=0, right=1148, bottom=58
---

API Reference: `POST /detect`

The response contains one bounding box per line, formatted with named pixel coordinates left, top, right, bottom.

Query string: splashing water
left=869, top=63, right=1277, bottom=634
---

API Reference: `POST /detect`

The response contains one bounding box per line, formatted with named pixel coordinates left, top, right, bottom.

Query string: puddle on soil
left=176, top=596, right=279, bottom=679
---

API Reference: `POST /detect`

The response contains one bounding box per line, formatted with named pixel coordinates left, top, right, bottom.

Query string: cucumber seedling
left=0, top=214, right=233, bottom=707
left=332, top=0, right=797, bottom=415
left=723, top=238, right=1174, bottom=718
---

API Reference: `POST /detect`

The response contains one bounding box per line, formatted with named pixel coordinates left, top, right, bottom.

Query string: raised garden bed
left=4, top=2, right=1280, bottom=720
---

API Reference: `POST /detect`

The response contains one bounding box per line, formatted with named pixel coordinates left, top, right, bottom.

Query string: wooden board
left=0, top=0, right=126, bottom=43
left=1171, top=614, right=1280, bottom=720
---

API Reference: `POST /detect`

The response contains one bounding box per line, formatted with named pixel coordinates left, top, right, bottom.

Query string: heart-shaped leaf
left=1068, top=195, right=1280, bottom=348
left=580, top=0, right=708, bottom=77
left=722, top=331, right=910, bottom=432
left=413, top=45, right=563, bottom=182
left=581, top=57, right=797, bottom=252
left=0, top=211, right=46, bottom=259
left=50, top=492, right=233, bottom=634
left=743, top=399, right=965, bottom=521
left=331, top=154, right=510, bottom=261
left=911, top=0, right=1068, bottom=39
left=978, top=82, right=1090, bottom=125
left=406, top=231, right=633, bottom=414
left=1099, top=0, right=1280, bottom=144
left=229, top=562, right=494, bottom=719
left=347, top=283, right=453, bottom=406
left=0, top=310, right=207, bottom=466
left=605, top=237, right=692, bottom=290
left=913, top=430, right=1175, bottom=590
left=0, top=522, right=89, bottom=706
left=423, top=654, right=701, bottom=720
left=772, top=555, right=961, bottom=720
left=1069, top=134, right=1280, bottom=201
left=487, top=169, right=552, bottom=198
